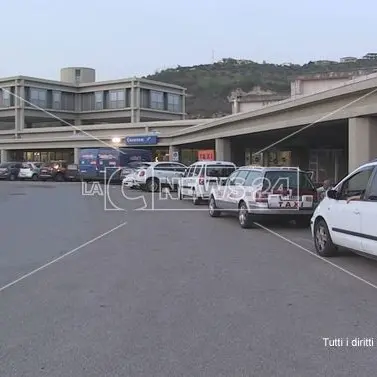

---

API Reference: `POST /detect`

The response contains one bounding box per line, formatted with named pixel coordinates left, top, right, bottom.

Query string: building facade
left=0, top=67, right=186, bottom=132
left=228, top=87, right=289, bottom=114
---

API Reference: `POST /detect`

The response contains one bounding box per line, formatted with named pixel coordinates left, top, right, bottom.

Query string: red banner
left=198, top=149, right=215, bottom=161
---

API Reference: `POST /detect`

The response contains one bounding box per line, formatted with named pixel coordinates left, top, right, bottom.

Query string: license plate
left=270, top=200, right=304, bottom=208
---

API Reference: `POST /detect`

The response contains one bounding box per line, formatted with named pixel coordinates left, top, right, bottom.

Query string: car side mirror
left=327, top=189, right=338, bottom=200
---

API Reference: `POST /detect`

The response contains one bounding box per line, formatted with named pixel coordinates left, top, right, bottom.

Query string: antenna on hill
left=212, top=49, right=215, bottom=63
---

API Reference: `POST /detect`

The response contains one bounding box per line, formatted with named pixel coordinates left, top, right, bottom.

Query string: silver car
left=18, top=162, right=42, bottom=181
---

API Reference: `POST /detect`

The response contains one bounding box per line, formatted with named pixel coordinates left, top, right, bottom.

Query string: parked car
left=0, top=162, right=23, bottom=181
left=134, top=162, right=187, bottom=192
left=38, top=161, right=68, bottom=181
left=178, top=160, right=236, bottom=205
left=209, top=166, right=318, bottom=228
left=120, top=161, right=152, bottom=181
left=65, top=164, right=81, bottom=181
left=121, top=162, right=152, bottom=188
left=311, top=160, right=377, bottom=258
left=18, top=162, right=42, bottom=181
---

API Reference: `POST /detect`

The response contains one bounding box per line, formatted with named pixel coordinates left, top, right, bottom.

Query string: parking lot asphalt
left=1, top=182, right=377, bottom=377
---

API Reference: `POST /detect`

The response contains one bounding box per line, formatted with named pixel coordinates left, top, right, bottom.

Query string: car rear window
left=263, top=171, right=316, bottom=191
left=205, top=165, right=235, bottom=178
left=127, top=162, right=151, bottom=170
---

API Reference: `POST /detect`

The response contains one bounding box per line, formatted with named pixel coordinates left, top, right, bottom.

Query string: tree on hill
left=146, top=58, right=377, bottom=118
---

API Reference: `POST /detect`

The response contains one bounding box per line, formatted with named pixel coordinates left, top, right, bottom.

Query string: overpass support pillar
left=0, top=149, right=8, bottom=163
left=215, top=138, right=231, bottom=161
left=74, top=148, right=80, bottom=164
left=348, top=117, right=377, bottom=172
left=169, top=145, right=180, bottom=162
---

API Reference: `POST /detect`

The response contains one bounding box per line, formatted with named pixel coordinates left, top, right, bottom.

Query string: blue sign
left=125, top=135, right=158, bottom=146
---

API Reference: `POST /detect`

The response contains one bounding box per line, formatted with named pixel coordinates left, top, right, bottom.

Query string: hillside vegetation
left=146, top=58, right=377, bottom=118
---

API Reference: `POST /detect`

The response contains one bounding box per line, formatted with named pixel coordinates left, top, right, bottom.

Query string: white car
left=209, top=166, right=318, bottom=228
left=178, top=161, right=236, bottom=204
left=134, top=162, right=187, bottom=192
left=121, top=162, right=152, bottom=188
left=311, top=160, right=377, bottom=257
left=18, top=162, right=42, bottom=181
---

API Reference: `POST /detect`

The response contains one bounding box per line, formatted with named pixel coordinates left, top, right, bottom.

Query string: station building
left=1, top=68, right=377, bottom=184
left=0, top=67, right=188, bottom=162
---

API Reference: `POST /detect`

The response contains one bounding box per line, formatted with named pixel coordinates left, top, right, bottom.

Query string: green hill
left=146, top=58, right=377, bottom=118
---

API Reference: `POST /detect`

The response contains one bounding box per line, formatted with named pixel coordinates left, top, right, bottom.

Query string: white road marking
left=0, top=221, right=127, bottom=294
left=254, top=222, right=377, bottom=290
left=294, top=237, right=313, bottom=245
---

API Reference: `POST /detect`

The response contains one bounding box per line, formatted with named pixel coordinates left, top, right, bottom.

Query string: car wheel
left=192, top=190, right=201, bottom=205
left=314, top=218, right=336, bottom=257
left=209, top=196, right=221, bottom=217
left=238, top=201, right=254, bottom=228
left=146, top=178, right=159, bottom=192
left=32, top=174, right=38, bottom=181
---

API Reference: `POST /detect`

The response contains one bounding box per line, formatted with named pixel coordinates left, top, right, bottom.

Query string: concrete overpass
left=170, top=74, right=377, bottom=172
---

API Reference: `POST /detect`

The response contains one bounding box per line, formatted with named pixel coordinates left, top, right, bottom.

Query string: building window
left=95, top=91, right=103, bottom=110
left=109, top=89, right=125, bottom=109
left=167, top=93, right=181, bottom=112
left=81, top=93, right=94, bottom=111
left=52, top=91, right=61, bottom=110
left=0, top=87, right=11, bottom=107
left=75, top=69, right=81, bottom=82
left=150, top=90, right=164, bottom=110
left=140, top=89, right=150, bottom=108
left=61, top=92, right=75, bottom=111
left=29, top=88, right=47, bottom=108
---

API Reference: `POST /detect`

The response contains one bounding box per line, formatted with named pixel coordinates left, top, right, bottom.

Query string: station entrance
left=9, top=149, right=74, bottom=163
left=229, top=120, right=348, bottom=185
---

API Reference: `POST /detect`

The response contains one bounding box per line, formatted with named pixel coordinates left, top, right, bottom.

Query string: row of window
left=141, top=90, right=182, bottom=112
left=0, top=88, right=13, bottom=107
left=81, top=89, right=131, bottom=111
left=0, top=87, right=184, bottom=113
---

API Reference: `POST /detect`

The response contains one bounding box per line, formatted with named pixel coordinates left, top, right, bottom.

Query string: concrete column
left=169, top=145, right=180, bottom=161
left=215, top=138, right=231, bottom=161
left=74, top=148, right=80, bottom=164
left=1, top=149, right=8, bottom=163
left=348, top=117, right=377, bottom=172
left=131, top=81, right=141, bottom=123
left=15, top=82, right=25, bottom=133
left=181, top=93, right=186, bottom=119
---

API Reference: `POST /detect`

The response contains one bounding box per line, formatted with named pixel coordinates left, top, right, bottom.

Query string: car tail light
left=198, top=176, right=205, bottom=185
left=139, top=170, right=145, bottom=177
left=255, top=190, right=268, bottom=202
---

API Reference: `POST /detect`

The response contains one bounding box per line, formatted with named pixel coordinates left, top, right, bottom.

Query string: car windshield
left=263, top=171, right=316, bottom=191
left=21, top=163, right=32, bottom=169
left=205, top=165, right=235, bottom=177
left=67, top=164, right=78, bottom=170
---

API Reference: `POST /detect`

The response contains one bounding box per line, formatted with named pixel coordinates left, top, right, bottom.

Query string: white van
left=178, top=160, right=236, bottom=204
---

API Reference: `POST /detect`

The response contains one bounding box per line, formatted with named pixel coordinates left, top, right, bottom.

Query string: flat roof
left=0, top=75, right=186, bottom=91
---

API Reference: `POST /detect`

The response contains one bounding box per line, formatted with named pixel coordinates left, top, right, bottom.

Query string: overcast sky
left=1, top=0, right=375, bottom=81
